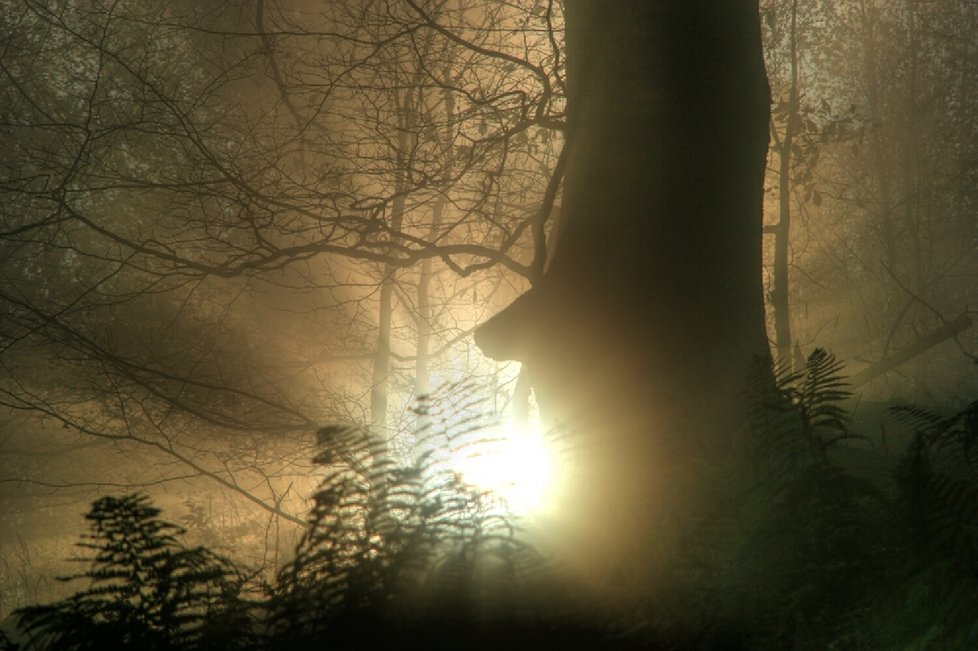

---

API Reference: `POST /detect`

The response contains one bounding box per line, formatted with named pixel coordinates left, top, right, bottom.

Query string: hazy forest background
left=1, top=0, right=977, bottom=646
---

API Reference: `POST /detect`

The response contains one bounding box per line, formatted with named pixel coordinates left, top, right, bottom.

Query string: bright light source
left=450, top=418, right=556, bottom=517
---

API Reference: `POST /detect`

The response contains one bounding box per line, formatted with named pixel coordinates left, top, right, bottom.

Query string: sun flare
left=449, top=417, right=556, bottom=517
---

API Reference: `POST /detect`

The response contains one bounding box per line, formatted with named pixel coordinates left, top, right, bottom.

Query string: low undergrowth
left=4, top=357, right=977, bottom=650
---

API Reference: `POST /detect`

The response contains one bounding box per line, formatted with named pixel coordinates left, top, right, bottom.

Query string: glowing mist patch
left=450, top=419, right=556, bottom=517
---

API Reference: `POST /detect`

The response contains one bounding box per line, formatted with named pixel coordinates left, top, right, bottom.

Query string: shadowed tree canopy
left=477, top=0, right=771, bottom=431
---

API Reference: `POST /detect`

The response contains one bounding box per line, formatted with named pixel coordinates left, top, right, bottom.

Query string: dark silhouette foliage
left=863, top=400, right=978, bottom=648
left=268, top=385, right=561, bottom=648
left=260, top=385, right=689, bottom=649
left=666, top=350, right=978, bottom=649
left=7, top=368, right=978, bottom=650
left=10, top=495, right=254, bottom=650
left=736, top=351, right=879, bottom=647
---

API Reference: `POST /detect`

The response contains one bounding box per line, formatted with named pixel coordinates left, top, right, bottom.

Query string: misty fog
left=1, top=1, right=977, bottom=648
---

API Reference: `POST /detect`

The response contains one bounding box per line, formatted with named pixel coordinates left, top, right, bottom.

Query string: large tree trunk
left=475, top=0, right=771, bottom=597
left=478, top=0, right=770, bottom=440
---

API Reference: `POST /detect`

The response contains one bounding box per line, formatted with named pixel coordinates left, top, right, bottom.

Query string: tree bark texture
left=477, top=0, right=771, bottom=431
left=474, top=0, right=772, bottom=595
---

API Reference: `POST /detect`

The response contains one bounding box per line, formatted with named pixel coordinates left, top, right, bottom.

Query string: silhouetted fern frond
left=270, top=381, right=544, bottom=646
left=865, top=400, right=978, bottom=647
left=10, top=494, right=254, bottom=650
left=730, top=350, right=876, bottom=644
left=749, top=349, right=856, bottom=481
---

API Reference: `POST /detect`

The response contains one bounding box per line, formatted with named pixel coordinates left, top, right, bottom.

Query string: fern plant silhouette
left=10, top=494, right=252, bottom=650
left=269, top=384, right=548, bottom=649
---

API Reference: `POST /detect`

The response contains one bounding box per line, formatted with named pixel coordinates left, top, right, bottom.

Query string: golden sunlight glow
left=450, top=415, right=556, bottom=518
